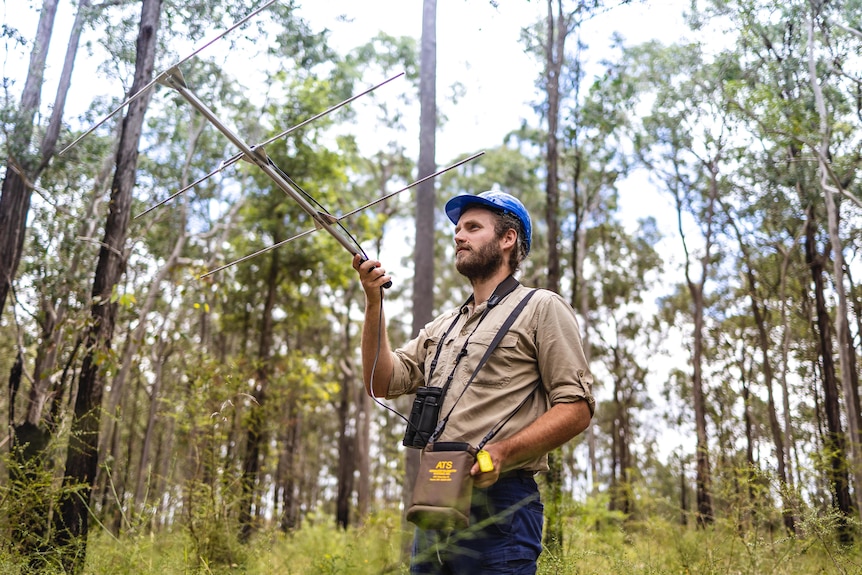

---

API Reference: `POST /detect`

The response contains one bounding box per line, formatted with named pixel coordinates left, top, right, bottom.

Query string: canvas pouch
left=406, top=442, right=477, bottom=531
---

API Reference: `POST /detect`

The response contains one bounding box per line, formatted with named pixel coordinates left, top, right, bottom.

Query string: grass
left=1, top=509, right=860, bottom=574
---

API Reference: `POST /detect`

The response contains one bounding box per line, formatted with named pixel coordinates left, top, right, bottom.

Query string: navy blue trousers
left=410, top=473, right=544, bottom=574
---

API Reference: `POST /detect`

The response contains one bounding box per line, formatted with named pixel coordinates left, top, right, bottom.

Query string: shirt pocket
left=466, top=331, right=520, bottom=387
left=422, top=335, right=443, bottom=381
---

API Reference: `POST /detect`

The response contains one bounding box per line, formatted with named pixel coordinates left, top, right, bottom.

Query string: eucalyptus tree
left=806, top=2, right=862, bottom=521
left=52, top=1, right=163, bottom=569
left=719, top=187, right=803, bottom=533
left=399, top=0, right=437, bottom=553
left=414, top=0, right=437, bottom=338
left=0, top=0, right=58, bottom=317
left=588, top=216, right=663, bottom=514
left=627, top=40, right=742, bottom=527
left=704, top=0, right=862, bottom=534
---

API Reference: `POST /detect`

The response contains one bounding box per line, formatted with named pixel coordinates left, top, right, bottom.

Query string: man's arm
left=352, top=254, right=394, bottom=397
left=470, top=400, right=592, bottom=488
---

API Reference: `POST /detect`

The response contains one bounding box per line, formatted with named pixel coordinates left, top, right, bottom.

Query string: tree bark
left=133, top=339, right=171, bottom=514
left=0, top=0, right=59, bottom=315
left=803, top=205, right=853, bottom=542
left=405, top=0, right=437, bottom=558
left=807, top=14, right=862, bottom=523
left=239, top=246, right=279, bottom=541
left=544, top=0, right=565, bottom=295
left=335, top=358, right=357, bottom=529
left=52, top=0, right=162, bottom=570
left=336, top=285, right=360, bottom=529
left=39, top=0, right=91, bottom=169
left=412, top=1, right=436, bottom=332
left=679, top=160, right=719, bottom=528
left=543, top=0, right=569, bottom=554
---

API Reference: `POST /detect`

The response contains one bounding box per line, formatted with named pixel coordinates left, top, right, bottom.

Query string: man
left=353, top=190, right=594, bottom=574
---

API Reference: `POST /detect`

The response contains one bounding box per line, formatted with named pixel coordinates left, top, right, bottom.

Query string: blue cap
left=444, top=190, right=532, bottom=255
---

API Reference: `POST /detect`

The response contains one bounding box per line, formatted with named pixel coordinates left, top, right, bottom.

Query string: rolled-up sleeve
left=388, top=344, right=423, bottom=398
left=534, top=292, right=595, bottom=416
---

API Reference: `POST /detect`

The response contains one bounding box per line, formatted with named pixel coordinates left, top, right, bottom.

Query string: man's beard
left=455, top=240, right=504, bottom=282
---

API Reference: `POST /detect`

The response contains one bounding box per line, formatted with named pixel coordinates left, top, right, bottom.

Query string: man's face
left=454, top=207, right=505, bottom=281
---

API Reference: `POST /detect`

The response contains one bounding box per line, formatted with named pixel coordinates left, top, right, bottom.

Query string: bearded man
left=353, top=190, right=594, bottom=575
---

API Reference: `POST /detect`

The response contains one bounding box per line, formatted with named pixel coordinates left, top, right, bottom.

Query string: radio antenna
left=59, top=0, right=280, bottom=156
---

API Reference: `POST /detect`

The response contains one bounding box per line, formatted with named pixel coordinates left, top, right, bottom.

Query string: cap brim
left=444, top=195, right=504, bottom=225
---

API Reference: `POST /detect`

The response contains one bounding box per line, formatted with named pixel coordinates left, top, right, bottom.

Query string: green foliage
left=0, top=442, right=56, bottom=566
left=543, top=511, right=861, bottom=575
left=4, top=501, right=857, bottom=574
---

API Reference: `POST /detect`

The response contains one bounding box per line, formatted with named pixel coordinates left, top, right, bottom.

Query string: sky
left=3, top=0, right=698, bottom=460
left=3, top=0, right=690, bottom=163
left=3, top=2, right=695, bottom=339
left=296, top=0, right=691, bottom=163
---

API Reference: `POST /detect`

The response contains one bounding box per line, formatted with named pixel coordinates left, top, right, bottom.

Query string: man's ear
left=501, top=227, right=518, bottom=251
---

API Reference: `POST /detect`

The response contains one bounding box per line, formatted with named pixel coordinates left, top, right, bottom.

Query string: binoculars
left=402, top=386, right=443, bottom=448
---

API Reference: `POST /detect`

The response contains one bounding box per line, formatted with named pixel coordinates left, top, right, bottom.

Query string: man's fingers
left=353, top=255, right=391, bottom=289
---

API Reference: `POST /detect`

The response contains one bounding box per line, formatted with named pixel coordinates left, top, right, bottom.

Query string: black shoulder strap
left=430, top=289, right=538, bottom=442
left=465, top=288, right=537, bottom=385
left=427, top=275, right=520, bottom=383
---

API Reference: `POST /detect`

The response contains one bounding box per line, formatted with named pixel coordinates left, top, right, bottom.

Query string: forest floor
left=3, top=507, right=860, bottom=574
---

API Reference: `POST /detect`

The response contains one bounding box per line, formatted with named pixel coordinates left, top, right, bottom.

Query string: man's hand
left=469, top=401, right=592, bottom=488
left=352, top=254, right=391, bottom=297
left=470, top=444, right=506, bottom=488
left=353, top=254, right=395, bottom=397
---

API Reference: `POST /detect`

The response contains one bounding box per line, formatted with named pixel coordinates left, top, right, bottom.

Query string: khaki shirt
left=388, top=284, right=594, bottom=472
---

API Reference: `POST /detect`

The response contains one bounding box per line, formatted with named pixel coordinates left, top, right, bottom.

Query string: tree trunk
left=806, top=15, right=862, bottom=522
left=679, top=455, right=688, bottom=526
left=413, top=1, right=436, bottom=331
left=52, top=0, right=162, bottom=570
left=133, top=340, right=170, bottom=514
left=40, top=0, right=91, bottom=169
left=569, top=109, right=600, bottom=498
left=803, top=205, right=853, bottom=542
left=778, top=242, right=797, bottom=498
left=405, top=0, right=437, bottom=558
left=609, top=344, right=631, bottom=514
left=544, top=0, right=565, bottom=294
left=239, top=246, right=279, bottom=541
left=0, top=0, right=59, bottom=315
left=279, top=398, right=303, bottom=532
left=543, top=0, right=569, bottom=554
left=335, top=358, right=357, bottom=529
left=680, top=161, right=719, bottom=528
left=336, top=286, right=360, bottom=529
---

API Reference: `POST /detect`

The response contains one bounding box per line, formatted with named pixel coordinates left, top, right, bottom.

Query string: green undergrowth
left=543, top=517, right=862, bottom=575
left=1, top=508, right=859, bottom=574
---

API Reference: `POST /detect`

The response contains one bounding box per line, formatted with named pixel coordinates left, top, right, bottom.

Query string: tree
left=711, top=0, right=860, bottom=534
left=0, top=0, right=59, bottom=316
left=405, top=0, right=437, bottom=557
left=629, top=40, right=736, bottom=527
left=52, top=0, right=162, bottom=570
left=806, top=7, right=862, bottom=522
